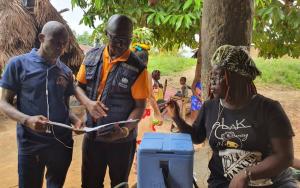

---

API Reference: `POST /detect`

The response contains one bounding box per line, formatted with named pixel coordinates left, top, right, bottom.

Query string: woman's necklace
left=217, top=99, right=225, bottom=122
left=208, top=99, right=224, bottom=141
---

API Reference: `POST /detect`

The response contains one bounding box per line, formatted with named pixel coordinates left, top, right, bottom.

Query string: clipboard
left=47, top=119, right=139, bottom=133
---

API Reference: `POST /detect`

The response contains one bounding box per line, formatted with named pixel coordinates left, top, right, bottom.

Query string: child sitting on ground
left=175, top=77, right=190, bottom=98
left=172, top=77, right=191, bottom=132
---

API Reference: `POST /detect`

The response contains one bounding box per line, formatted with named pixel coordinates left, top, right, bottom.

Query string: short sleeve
left=0, top=58, right=21, bottom=92
left=65, top=72, right=76, bottom=96
left=267, top=101, right=294, bottom=138
left=191, top=102, right=207, bottom=144
left=131, top=69, right=150, bottom=99
left=76, top=64, right=87, bottom=84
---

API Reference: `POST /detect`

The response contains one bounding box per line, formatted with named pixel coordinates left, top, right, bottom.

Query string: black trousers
left=81, top=135, right=136, bottom=188
left=18, top=144, right=72, bottom=188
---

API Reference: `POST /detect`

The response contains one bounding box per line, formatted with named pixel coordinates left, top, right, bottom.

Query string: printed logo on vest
left=118, top=77, right=129, bottom=89
left=121, top=77, right=129, bottom=84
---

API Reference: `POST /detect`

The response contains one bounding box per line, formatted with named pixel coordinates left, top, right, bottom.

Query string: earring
left=46, top=125, right=51, bottom=133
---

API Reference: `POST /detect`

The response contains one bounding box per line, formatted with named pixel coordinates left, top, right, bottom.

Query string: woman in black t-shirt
left=166, top=45, right=298, bottom=188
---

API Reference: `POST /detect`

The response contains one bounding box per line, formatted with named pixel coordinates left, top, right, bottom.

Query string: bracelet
left=245, top=168, right=252, bottom=182
left=122, top=127, right=130, bottom=138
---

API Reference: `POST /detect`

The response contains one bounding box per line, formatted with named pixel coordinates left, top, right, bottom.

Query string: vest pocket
left=112, top=67, right=138, bottom=93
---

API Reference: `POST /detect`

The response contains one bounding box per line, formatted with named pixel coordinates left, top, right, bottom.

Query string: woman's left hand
left=165, top=100, right=180, bottom=119
left=229, top=171, right=248, bottom=188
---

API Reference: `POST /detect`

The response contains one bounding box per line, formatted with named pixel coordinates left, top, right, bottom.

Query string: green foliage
left=147, top=54, right=300, bottom=89
left=254, top=58, right=300, bottom=89
left=254, top=0, right=300, bottom=58
left=148, top=54, right=196, bottom=75
left=71, top=0, right=300, bottom=58
left=132, top=27, right=154, bottom=45
left=75, top=31, right=94, bottom=46
left=70, top=0, right=202, bottom=50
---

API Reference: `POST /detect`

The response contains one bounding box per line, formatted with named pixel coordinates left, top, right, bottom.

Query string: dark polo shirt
left=0, top=49, right=75, bottom=154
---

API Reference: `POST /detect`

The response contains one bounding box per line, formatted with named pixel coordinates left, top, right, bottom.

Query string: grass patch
left=147, top=54, right=300, bottom=89
left=148, top=54, right=196, bottom=75
left=254, top=58, right=300, bottom=89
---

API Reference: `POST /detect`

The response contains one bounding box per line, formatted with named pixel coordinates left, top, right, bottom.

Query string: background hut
left=0, top=0, right=37, bottom=74
left=0, top=0, right=83, bottom=75
left=33, top=0, right=83, bottom=72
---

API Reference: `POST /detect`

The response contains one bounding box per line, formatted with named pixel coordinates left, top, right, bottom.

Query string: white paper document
left=47, top=119, right=139, bottom=133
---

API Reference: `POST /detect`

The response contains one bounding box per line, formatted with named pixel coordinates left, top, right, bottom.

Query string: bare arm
left=229, top=138, right=294, bottom=188
left=192, top=60, right=201, bottom=95
left=0, top=87, right=29, bottom=124
left=64, top=96, right=83, bottom=130
left=167, top=100, right=193, bottom=134
left=74, top=85, right=91, bottom=107
left=249, top=138, right=293, bottom=179
left=74, top=85, right=108, bottom=119
left=69, top=111, right=82, bottom=126
left=148, top=95, right=162, bottom=119
left=0, top=87, right=48, bottom=132
left=147, top=75, right=162, bottom=120
left=191, top=80, right=197, bottom=96
left=292, top=158, right=300, bottom=169
left=166, top=100, right=206, bottom=144
left=124, top=99, right=147, bottom=132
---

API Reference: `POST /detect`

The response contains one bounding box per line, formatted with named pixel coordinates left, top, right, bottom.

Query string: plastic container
left=137, top=133, right=194, bottom=188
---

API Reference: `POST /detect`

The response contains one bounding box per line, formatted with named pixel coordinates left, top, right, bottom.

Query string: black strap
left=160, top=161, right=199, bottom=188
left=160, top=161, right=170, bottom=188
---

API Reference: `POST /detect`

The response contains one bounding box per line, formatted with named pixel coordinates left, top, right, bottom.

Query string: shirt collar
left=104, top=46, right=131, bottom=64
left=29, top=48, right=62, bottom=68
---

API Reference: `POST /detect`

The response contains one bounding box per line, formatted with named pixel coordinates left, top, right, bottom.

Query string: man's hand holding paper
left=98, top=124, right=130, bottom=142
left=86, top=100, right=108, bottom=120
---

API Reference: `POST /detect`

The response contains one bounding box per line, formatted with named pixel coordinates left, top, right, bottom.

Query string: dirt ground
left=0, top=67, right=299, bottom=188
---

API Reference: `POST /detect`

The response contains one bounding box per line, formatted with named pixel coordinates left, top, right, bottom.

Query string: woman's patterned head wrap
left=211, top=45, right=261, bottom=80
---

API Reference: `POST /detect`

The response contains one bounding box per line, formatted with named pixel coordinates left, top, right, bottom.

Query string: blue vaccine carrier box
left=137, top=133, right=194, bottom=188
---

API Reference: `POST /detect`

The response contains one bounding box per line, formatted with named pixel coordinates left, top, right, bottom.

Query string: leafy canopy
left=71, top=0, right=202, bottom=50
left=71, top=0, right=300, bottom=58
left=254, top=0, right=300, bottom=58
left=74, top=31, right=94, bottom=46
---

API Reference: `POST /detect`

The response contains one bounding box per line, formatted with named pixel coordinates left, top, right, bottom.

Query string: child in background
left=190, top=81, right=202, bottom=120
left=152, top=70, right=165, bottom=104
left=132, top=43, right=163, bottom=181
left=175, top=77, right=189, bottom=98
left=133, top=46, right=163, bottom=142
left=171, top=77, right=190, bottom=132
left=152, top=70, right=163, bottom=89
left=153, top=82, right=164, bottom=102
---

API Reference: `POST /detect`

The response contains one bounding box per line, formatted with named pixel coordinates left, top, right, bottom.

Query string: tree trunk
left=201, top=0, right=254, bottom=99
